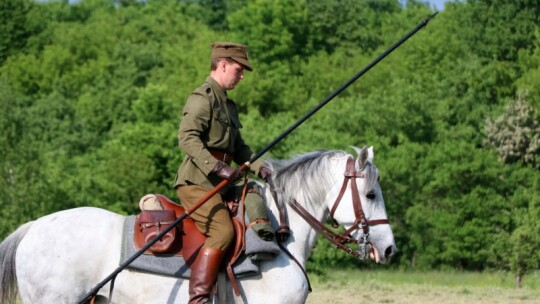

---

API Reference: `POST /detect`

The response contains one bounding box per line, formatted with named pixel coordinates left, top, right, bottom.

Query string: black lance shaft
left=78, top=12, right=437, bottom=303
left=250, top=11, right=438, bottom=163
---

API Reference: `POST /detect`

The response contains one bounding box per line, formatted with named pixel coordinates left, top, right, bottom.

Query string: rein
left=277, top=157, right=390, bottom=259
left=265, top=157, right=391, bottom=296
left=327, top=157, right=390, bottom=254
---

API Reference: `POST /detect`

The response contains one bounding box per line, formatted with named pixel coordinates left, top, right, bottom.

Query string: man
left=173, top=42, right=273, bottom=304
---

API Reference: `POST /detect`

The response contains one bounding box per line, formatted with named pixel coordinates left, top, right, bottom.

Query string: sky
left=401, top=0, right=457, bottom=11
left=57, top=0, right=456, bottom=11
left=424, top=0, right=451, bottom=10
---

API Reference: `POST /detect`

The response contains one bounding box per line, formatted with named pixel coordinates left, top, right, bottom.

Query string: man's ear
left=220, top=59, right=227, bottom=72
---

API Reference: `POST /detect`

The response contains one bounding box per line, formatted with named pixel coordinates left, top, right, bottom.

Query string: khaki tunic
left=173, top=76, right=263, bottom=250
left=173, top=76, right=263, bottom=191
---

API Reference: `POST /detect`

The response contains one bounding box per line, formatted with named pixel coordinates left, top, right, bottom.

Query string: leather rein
left=276, top=157, right=390, bottom=260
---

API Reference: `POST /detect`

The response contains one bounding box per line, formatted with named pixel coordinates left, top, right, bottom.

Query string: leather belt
left=208, top=149, right=234, bottom=165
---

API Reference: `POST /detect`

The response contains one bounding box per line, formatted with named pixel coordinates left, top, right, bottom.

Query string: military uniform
left=174, top=76, right=264, bottom=250
left=175, top=42, right=271, bottom=304
left=174, top=76, right=263, bottom=192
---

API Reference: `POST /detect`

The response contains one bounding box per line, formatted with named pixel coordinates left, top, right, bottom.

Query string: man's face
left=221, top=61, right=245, bottom=90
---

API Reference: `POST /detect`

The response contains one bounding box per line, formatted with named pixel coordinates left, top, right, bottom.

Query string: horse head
left=268, top=147, right=396, bottom=265
left=327, top=146, right=396, bottom=264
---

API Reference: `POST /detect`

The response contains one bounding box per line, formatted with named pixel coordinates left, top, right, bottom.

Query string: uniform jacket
left=173, top=76, right=263, bottom=191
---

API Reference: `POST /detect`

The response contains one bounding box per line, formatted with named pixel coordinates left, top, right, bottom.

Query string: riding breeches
left=176, top=185, right=234, bottom=251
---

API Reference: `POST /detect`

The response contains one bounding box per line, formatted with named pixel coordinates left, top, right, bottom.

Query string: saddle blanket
left=120, top=215, right=281, bottom=279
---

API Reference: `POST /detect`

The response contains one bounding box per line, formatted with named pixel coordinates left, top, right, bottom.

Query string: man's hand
left=211, top=161, right=241, bottom=181
left=258, top=165, right=272, bottom=182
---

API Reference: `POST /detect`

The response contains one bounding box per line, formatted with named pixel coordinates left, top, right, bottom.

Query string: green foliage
left=0, top=0, right=539, bottom=278
left=228, top=0, right=309, bottom=63
left=307, top=0, right=402, bottom=54
left=461, top=0, right=540, bottom=62
left=507, top=207, right=540, bottom=287
left=0, top=0, right=35, bottom=63
left=516, top=30, right=540, bottom=110
left=402, top=141, right=511, bottom=270
left=485, top=91, right=540, bottom=168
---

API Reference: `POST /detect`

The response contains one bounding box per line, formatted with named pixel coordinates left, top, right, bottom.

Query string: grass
left=14, top=269, right=540, bottom=303
left=306, top=269, right=540, bottom=304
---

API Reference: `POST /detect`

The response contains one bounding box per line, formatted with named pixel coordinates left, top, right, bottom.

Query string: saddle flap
left=180, top=214, right=206, bottom=265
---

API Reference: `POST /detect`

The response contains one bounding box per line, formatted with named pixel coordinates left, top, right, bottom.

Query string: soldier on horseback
left=173, top=42, right=273, bottom=304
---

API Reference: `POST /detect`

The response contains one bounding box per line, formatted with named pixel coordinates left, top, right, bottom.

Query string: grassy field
left=13, top=269, right=539, bottom=303
left=306, top=269, right=540, bottom=304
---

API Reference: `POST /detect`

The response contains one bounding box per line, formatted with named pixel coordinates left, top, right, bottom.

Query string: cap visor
left=232, top=57, right=253, bottom=71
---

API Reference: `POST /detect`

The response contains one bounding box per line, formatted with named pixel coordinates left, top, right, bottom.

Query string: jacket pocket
left=209, top=101, right=229, bottom=140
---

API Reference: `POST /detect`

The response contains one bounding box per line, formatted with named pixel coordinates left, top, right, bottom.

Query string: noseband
left=289, top=157, right=390, bottom=259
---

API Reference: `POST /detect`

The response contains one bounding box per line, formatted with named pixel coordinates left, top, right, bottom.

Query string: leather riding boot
left=189, top=247, right=225, bottom=304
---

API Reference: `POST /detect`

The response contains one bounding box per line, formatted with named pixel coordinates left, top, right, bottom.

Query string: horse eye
left=366, top=191, right=376, bottom=200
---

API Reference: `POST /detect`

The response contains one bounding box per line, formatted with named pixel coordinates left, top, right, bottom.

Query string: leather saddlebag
left=134, top=210, right=181, bottom=254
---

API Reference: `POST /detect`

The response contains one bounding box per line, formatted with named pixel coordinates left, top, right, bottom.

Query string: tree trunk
left=515, top=273, right=522, bottom=288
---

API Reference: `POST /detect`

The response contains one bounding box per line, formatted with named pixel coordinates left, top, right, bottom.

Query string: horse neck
left=266, top=154, right=347, bottom=265
left=266, top=194, right=325, bottom=265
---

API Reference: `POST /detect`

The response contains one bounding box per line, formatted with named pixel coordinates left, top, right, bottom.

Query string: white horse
left=0, top=147, right=396, bottom=304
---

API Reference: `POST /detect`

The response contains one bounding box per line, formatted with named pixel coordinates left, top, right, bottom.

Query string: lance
left=78, top=12, right=438, bottom=303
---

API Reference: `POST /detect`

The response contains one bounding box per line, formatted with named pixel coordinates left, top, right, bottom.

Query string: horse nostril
left=384, top=246, right=395, bottom=258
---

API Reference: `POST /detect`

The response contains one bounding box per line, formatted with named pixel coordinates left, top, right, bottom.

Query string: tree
left=461, top=0, right=540, bottom=62
left=0, top=0, right=34, bottom=63
left=485, top=91, right=540, bottom=169
left=403, top=141, right=511, bottom=269
left=307, top=0, right=402, bottom=55
left=508, top=205, right=540, bottom=288
left=516, top=29, right=540, bottom=110
left=227, top=0, right=309, bottom=65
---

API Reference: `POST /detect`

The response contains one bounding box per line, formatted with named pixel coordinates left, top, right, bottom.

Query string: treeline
left=1, top=0, right=539, bottom=280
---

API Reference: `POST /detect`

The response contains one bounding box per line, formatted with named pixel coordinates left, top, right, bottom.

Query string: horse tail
left=0, top=221, right=33, bottom=304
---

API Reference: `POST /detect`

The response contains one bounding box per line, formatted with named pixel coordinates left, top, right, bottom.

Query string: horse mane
left=266, top=148, right=379, bottom=208
left=267, top=150, right=348, bottom=208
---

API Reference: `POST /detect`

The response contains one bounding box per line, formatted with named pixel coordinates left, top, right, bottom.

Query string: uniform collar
left=206, top=76, right=227, bottom=101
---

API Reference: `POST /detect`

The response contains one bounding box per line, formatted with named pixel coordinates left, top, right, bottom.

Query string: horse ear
left=367, top=146, right=374, bottom=162
left=357, top=146, right=375, bottom=169
left=358, top=146, right=368, bottom=169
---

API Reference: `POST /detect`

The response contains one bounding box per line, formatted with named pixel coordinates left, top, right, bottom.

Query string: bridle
left=286, top=157, right=390, bottom=259
left=266, top=156, right=390, bottom=293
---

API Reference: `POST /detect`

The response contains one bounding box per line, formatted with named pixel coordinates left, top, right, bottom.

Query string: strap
left=328, top=171, right=349, bottom=222
left=330, top=158, right=370, bottom=235
left=266, top=178, right=290, bottom=234
left=247, top=218, right=271, bottom=229
left=227, top=264, right=241, bottom=297
left=208, top=148, right=234, bottom=165
left=226, top=173, right=249, bottom=297
left=276, top=241, right=312, bottom=293
left=107, top=274, right=117, bottom=304
left=290, top=199, right=359, bottom=248
left=329, top=158, right=364, bottom=220
left=87, top=273, right=117, bottom=304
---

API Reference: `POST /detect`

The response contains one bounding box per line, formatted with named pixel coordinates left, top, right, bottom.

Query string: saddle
left=133, top=194, right=245, bottom=269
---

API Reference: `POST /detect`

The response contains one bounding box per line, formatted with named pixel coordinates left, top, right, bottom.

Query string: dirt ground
left=306, top=281, right=540, bottom=304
